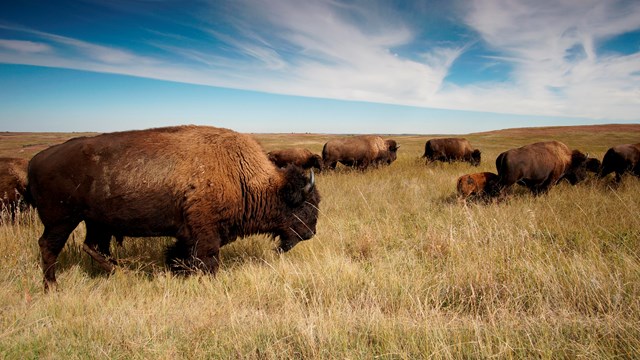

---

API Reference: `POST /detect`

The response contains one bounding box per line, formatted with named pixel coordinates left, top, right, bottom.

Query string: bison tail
left=422, top=141, right=430, bottom=158
left=23, top=179, right=36, bottom=209
left=495, top=153, right=505, bottom=174
left=599, top=149, right=617, bottom=178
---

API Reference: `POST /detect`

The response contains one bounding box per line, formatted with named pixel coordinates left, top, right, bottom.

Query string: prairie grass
left=1, top=128, right=640, bottom=358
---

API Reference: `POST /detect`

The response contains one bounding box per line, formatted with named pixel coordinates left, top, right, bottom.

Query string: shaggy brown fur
left=268, top=148, right=323, bottom=170
left=600, top=143, right=640, bottom=183
left=423, top=138, right=481, bottom=166
left=457, top=172, right=499, bottom=200
left=322, top=135, right=398, bottom=170
left=0, top=157, right=29, bottom=222
left=27, top=125, right=320, bottom=291
left=495, top=141, right=588, bottom=196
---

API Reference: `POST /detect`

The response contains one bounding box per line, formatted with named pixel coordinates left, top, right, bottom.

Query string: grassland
left=1, top=125, right=639, bottom=359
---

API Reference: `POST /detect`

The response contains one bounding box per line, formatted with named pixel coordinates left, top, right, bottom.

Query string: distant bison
left=457, top=172, right=499, bottom=200
left=0, top=157, right=29, bottom=222
left=322, top=135, right=398, bottom=170
left=599, top=143, right=640, bottom=183
left=268, top=148, right=323, bottom=170
left=495, top=141, right=588, bottom=196
left=27, top=125, right=321, bottom=291
left=423, top=138, right=481, bottom=166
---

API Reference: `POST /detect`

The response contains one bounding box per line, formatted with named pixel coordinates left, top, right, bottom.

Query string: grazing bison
left=0, top=157, right=29, bottom=222
left=457, top=172, right=499, bottom=200
left=27, top=125, right=321, bottom=291
left=495, top=141, right=588, bottom=196
left=599, top=143, right=640, bottom=183
left=423, top=138, right=481, bottom=166
left=322, top=135, right=398, bottom=170
left=268, top=148, right=323, bottom=170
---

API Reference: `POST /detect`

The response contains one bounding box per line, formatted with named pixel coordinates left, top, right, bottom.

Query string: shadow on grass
left=54, top=234, right=277, bottom=282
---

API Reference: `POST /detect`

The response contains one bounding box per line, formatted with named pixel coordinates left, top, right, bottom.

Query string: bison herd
left=0, top=126, right=638, bottom=291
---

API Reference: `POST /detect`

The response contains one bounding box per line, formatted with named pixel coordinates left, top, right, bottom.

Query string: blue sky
left=1, top=0, right=639, bottom=134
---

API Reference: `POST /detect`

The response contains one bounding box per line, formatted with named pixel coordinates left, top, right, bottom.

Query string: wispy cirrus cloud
left=0, top=39, right=51, bottom=53
left=438, top=0, right=640, bottom=120
left=0, top=0, right=638, bottom=122
left=195, top=0, right=463, bottom=103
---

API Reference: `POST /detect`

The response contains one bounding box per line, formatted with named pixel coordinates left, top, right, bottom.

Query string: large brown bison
left=599, top=143, right=640, bottom=183
left=423, top=138, right=481, bottom=166
left=457, top=172, right=499, bottom=200
left=0, top=157, right=29, bottom=222
left=27, top=125, right=321, bottom=291
left=322, top=135, right=398, bottom=170
left=268, top=148, right=323, bottom=170
left=495, top=141, right=589, bottom=196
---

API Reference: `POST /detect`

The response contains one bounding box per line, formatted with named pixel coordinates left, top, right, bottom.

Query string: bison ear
left=281, top=166, right=313, bottom=206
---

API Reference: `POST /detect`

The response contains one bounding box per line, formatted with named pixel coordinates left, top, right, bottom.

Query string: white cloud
left=447, top=0, right=640, bottom=120
left=0, top=0, right=638, bottom=123
left=0, top=39, right=51, bottom=53
left=196, top=0, right=462, bottom=104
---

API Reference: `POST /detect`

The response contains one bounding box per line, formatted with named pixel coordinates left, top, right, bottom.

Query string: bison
left=322, top=135, right=398, bottom=170
left=423, top=138, right=481, bottom=166
left=494, top=140, right=588, bottom=196
left=27, top=125, right=321, bottom=291
left=457, top=172, right=499, bottom=200
left=267, top=148, right=323, bottom=171
left=599, top=143, right=640, bottom=183
left=0, top=157, right=29, bottom=222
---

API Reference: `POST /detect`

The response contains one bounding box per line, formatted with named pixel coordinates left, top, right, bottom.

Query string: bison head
left=457, top=175, right=476, bottom=198
left=585, top=157, right=602, bottom=173
left=563, top=150, right=589, bottom=185
left=384, top=140, right=399, bottom=165
left=276, top=166, right=320, bottom=253
left=471, top=149, right=481, bottom=166
left=308, top=154, right=323, bottom=171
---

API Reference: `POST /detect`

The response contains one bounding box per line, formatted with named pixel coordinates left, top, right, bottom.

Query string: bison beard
left=27, top=125, right=321, bottom=291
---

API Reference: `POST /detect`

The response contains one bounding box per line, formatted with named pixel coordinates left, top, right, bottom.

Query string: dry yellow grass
left=1, top=127, right=639, bottom=358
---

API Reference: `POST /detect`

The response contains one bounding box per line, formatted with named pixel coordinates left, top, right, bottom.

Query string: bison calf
left=457, top=172, right=499, bottom=200
left=27, top=125, right=321, bottom=291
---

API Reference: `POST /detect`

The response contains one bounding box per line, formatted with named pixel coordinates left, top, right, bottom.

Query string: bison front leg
left=193, top=237, right=220, bottom=275
left=166, top=232, right=221, bottom=275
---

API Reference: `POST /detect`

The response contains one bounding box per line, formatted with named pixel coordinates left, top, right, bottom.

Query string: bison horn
left=304, top=169, right=315, bottom=193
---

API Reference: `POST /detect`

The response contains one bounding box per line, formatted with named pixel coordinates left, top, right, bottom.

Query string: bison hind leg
left=83, top=221, right=118, bottom=273
left=39, top=221, right=80, bottom=292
